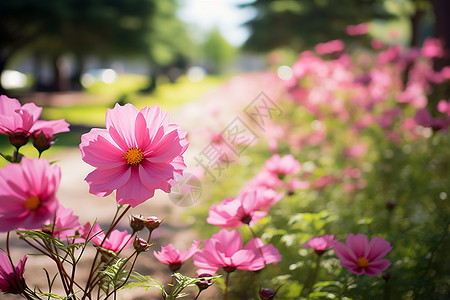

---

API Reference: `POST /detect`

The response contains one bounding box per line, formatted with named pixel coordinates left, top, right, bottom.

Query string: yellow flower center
left=123, top=147, right=144, bottom=166
left=357, top=257, right=369, bottom=268
left=25, top=195, right=40, bottom=211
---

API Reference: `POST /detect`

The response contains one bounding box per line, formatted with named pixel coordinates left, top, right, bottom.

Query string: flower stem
left=224, top=271, right=230, bottom=300
left=304, top=253, right=321, bottom=297
left=247, top=225, right=267, bottom=265
left=193, top=290, right=202, bottom=300
left=83, top=205, right=131, bottom=299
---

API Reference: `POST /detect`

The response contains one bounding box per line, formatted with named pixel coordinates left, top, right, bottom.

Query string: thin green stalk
left=248, top=225, right=267, bottom=265
left=83, top=205, right=131, bottom=299
left=224, top=272, right=230, bottom=300
left=304, top=253, right=321, bottom=297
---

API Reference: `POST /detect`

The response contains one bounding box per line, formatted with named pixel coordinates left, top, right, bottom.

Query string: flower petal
left=367, top=236, right=392, bottom=261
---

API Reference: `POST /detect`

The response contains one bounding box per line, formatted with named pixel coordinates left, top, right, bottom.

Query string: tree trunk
left=410, top=8, right=425, bottom=48
left=431, top=0, right=450, bottom=70
left=430, top=0, right=450, bottom=107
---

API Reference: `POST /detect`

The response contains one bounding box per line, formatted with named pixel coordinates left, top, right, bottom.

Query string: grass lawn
left=40, top=74, right=226, bottom=128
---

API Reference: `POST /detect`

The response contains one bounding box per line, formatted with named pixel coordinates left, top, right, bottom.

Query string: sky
left=177, top=0, right=256, bottom=47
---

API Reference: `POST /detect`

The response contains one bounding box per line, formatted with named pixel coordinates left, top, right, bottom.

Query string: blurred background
left=1, top=0, right=448, bottom=102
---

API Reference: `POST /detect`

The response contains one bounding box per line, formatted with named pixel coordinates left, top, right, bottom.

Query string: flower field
left=0, top=35, right=449, bottom=300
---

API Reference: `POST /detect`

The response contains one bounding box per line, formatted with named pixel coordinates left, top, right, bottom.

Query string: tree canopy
left=239, top=0, right=393, bottom=52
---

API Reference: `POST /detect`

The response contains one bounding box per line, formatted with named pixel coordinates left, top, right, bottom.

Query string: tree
left=202, top=28, right=237, bottom=74
left=141, top=0, right=195, bottom=92
left=0, top=0, right=155, bottom=92
left=239, top=0, right=393, bottom=52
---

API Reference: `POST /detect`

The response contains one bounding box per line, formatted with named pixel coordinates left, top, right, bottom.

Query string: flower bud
left=130, top=215, right=163, bottom=233
left=382, top=272, right=391, bottom=281
left=386, top=200, right=397, bottom=210
left=31, top=131, right=52, bottom=154
left=259, top=288, right=275, bottom=300
left=196, top=273, right=213, bottom=291
left=130, top=215, right=146, bottom=233
left=169, top=262, right=182, bottom=272
left=133, top=237, right=153, bottom=253
left=8, top=131, right=29, bottom=149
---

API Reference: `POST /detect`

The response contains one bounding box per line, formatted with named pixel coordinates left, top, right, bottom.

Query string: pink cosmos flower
left=243, top=238, right=282, bottom=265
left=30, top=119, right=70, bottom=154
left=334, top=233, right=392, bottom=276
left=0, top=157, right=60, bottom=232
left=247, top=170, right=281, bottom=190
left=153, top=241, right=200, bottom=272
left=193, top=229, right=279, bottom=274
left=421, top=37, right=444, bottom=58
left=0, top=251, right=27, bottom=294
left=43, top=205, right=80, bottom=241
left=302, top=235, right=336, bottom=255
left=314, top=175, right=336, bottom=188
left=371, top=39, right=384, bottom=50
left=342, top=144, right=367, bottom=158
left=207, top=188, right=282, bottom=228
left=0, top=95, right=41, bottom=148
left=315, top=40, right=345, bottom=55
left=263, top=154, right=301, bottom=177
left=346, top=23, right=369, bottom=36
left=80, top=103, right=189, bottom=207
left=287, top=178, right=310, bottom=195
left=437, top=99, right=450, bottom=116
left=80, top=222, right=133, bottom=252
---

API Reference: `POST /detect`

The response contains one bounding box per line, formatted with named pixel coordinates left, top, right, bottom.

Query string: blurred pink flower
left=30, top=119, right=70, bottom=154
left=247, top=170, right=281, bottom=190
left=343, top=167, right=361, bottom=179
left=302, top=235, right=336, bottom=254
left=314, top=175, right=336, bottom=188
left=263, top=154, right=301, bottom=177
left=346, top=23, right=369, bottom=36
left=397, top=83, right=427, bottom=108
left=437, top=99, right=450, bottom=116
left=44, top=205, right=80, bottom=241
left=207, top=188, right=282, bottom=228
left=315, top=40, right=345, bottom=55
left=371, top=39, right=384, bottom=50
left=80, top=103, right=188, bottom=207
left=378, top=45, right=402, bottom=65
left=421, top=37, right=444, bottom=58
left=153, top=241, right=200, bottom=272
left=0, top=95, right=41, bottom=148
left=0, top=157, right=60, bottom=232
left=334, top=233, right=392, bottom=276
left=414, top=108, right=449, bottom=131
left=80, top=222, right=133, bottom=252
left=193, top=229, right=276, bottom=274
left=342, top=144, right=367, bottom=158
left=0, top=251, right=27, bottom=294
left=287, top=178, right=310, bottom=194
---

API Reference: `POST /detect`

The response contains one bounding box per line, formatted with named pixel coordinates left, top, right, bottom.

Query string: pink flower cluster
left=0, top=95, right=69, bottom=151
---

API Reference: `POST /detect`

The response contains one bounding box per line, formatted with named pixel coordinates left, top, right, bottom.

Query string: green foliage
left=98, top=257, right=129, bottom=293
left=202, top=28, right=237, bottom=73
left=124, top=272, right=220, bottom=299
left=240, top=0, right=394, bottom=51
